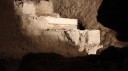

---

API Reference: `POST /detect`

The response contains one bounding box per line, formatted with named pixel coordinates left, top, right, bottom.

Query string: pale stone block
left=22, top=3, right=35, bottom=14
left=86, top=45, right=103, bottom=55
left=27, top=16, right=48, bottom=29
left=45, top=16, right=78, bottom=25
left=47, top=24, right=77, bottom=30
left=36, top=1, right=54, bottom=15
left=87, top=30, right=100, bottom=45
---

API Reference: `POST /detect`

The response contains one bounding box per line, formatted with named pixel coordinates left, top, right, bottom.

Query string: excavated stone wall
left=13, top=0, right=105, bottom=57
left=0, top=0, right=128, bottom=60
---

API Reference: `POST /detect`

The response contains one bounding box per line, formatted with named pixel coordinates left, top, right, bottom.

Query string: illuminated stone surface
left=22, top=3, right=35, bottom=14
left=87, top=30, right=100, bottom=45
left=45, top=16, right=77, bottom=25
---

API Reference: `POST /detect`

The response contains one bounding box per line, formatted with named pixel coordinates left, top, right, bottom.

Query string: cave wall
left=98, top=0, right=128, bottom=41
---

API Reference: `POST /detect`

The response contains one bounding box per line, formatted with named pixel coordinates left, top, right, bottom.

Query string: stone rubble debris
left=15, top=0, right=103, bottom=55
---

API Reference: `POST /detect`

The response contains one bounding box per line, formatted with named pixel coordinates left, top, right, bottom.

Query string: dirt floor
left=1, top=47, right=128, bottom=71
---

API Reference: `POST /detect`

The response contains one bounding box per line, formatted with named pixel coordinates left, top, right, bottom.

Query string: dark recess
left=18, top=47, right=128, bottom=71
left=97, top=0, right=128, bottom=41
left=77, top=21, right=86, bottom=30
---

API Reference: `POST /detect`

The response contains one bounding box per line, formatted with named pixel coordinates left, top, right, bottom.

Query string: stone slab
left=45, top=16, right=78, bottom=25
left=47, top=24, right=77, bottom=30
left=87, top=30, right=100, bottom=45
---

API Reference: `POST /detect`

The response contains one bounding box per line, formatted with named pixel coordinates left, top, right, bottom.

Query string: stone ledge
left=45, top=16, right=78, bottom=25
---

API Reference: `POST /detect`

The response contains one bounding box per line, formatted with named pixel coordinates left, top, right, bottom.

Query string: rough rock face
left=50, top=0, right=128, bottom=48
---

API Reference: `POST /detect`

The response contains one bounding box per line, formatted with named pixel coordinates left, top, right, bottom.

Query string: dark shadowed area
left=98, top=0, right=128, bottom=41
left=18, top=46, right=128, bottom=71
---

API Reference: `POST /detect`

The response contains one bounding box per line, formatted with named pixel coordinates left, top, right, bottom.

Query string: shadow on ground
left=18, top=46, right=128, bottom=71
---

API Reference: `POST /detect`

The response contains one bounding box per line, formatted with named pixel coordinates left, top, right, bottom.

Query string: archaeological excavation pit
left=1, top=0, right=128, bottom=71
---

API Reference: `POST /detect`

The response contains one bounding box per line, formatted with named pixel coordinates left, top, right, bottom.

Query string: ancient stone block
left=44, top=16, right=77, bottom=29
left=27, top=16, right=48, bottom=30
left=87, top=30, right=100, bottom=45
left=22, top=2, right=35, bottom=14
left=47, top=24, right=77, bottom=30
left=35, top=1, right=54, bottom=16
left=45, top=16, right=77, bottom=25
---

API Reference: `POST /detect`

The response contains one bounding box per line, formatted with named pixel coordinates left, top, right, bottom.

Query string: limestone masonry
left=15, top=0, right=103, bottom=55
